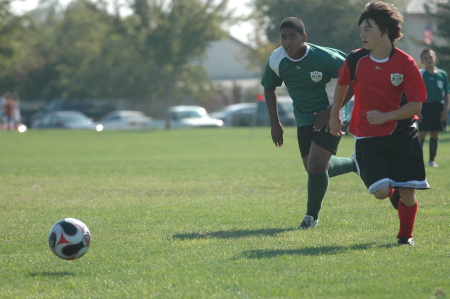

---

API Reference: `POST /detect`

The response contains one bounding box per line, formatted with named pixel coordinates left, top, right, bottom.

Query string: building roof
left=403, top=0, right=447, bottom=14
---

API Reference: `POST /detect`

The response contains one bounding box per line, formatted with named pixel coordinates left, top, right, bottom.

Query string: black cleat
left=397, top=237, right=414, bottom=245
left=389, top=189, right=400, bottom=210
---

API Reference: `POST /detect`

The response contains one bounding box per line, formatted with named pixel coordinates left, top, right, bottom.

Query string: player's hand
left=271, top=123, right=284, bottom=147
left=329, top=116, right=345, bottom=137
left=440, top=109, right=448, bottom=122
left=366, top=110, right=387, bottom=125
left=417, top=112, right=423, bottom=123
left=313, top=107, right=331, bottom=132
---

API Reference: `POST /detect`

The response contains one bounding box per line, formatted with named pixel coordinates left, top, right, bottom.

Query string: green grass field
left=0, top=128, right=449, bottom=298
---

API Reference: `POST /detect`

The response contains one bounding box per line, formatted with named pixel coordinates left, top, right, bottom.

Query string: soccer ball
left=48, top=218, right=91, bottom=260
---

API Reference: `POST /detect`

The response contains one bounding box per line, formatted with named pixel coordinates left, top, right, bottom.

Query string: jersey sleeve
left=261, top=60, right=283, bottom=91
left=403, top=58, right=427, bottom=103
left=325, top=50, right=346, bottom=78
left=337, top=59, right=352, bottom=86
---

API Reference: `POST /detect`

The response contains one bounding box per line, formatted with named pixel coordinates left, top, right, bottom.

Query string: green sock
left=429, top=138, right=438, bottom=161
left=327, top=156, right=356, bottom=178
left=306, top=171, right=329, bottom=220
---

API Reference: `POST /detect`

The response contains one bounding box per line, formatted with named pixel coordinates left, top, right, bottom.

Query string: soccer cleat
left=298, top=215, right=318, bottom=229
left=428, top=161, right=439, bottom=167
left=397, top=237, right=414, bottom=245
left=389, top=189, right=400, bottom=210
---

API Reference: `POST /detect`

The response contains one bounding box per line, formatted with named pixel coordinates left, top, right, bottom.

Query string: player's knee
left=307, top=162, right=328, bottom=175
left=373, top=187, right=391, bottom=200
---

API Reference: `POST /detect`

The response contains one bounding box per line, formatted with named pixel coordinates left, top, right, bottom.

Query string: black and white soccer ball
left=48, top=218, right=91, bottom=260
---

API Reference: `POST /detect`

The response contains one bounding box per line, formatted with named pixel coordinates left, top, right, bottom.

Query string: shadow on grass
left=29, top=271, right=75, bottom=277
left=235, top=243, right=397, bottom=259
left=173, top=228, right=295, bottom=240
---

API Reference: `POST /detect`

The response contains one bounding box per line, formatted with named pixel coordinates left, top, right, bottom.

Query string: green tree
left=126, top=0, right=231, bottom=110
left=245, top=0, right=368, bottom=71
left=433, top=1, right=450, bottom=73
left=0, top=0, right=49, bottom=96
left=0, top=0, right=233, bottom=110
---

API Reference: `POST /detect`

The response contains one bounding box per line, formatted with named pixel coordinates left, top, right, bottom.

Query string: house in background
left=203, top=36, right=260, bottom=80
left=201, top=36, right=265, bottom=106
left=398, top=0, right=448, bottom=62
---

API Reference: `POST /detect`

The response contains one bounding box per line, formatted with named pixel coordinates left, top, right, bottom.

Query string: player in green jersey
left=418, top=49, right=450, bottom=167
left=261, top=17, right=356, bottom=229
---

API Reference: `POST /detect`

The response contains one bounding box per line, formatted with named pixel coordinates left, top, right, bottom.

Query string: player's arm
left=314, top=85, right=353, bottom=132
left=264, top=88, right=284, bottom=147
left=366, top=101, right=422, bottom=125
left=329, top=83, right=349, bottom=136
left=441, top=92, right=449, bottom=122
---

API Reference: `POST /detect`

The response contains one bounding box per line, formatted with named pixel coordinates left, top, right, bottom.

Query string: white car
left=167, top=105, right=224, bottom=128
left=99, top=110, right=153, bottom=130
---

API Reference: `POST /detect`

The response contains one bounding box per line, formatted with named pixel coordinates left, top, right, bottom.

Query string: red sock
left=397, top=201, right=418, bottom=238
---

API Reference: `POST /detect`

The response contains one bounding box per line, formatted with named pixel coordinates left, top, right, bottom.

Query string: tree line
left=0, top=0, right=448, bottom=110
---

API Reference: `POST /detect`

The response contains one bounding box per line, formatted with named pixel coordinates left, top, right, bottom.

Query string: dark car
left=210, top=103, right=257, bottom=127
left=255, top=100, right=296, bottom=126
left=29, top=99, right=111, bottom=126
left=210, top=100, right=296, bottom=127
left=31, top=111, right=103, bottom=131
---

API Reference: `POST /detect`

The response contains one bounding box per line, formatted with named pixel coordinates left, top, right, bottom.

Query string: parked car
left=210, top=103, right=257, bottom=127
left=99, top=110, right=153, bottom=130
left=166, top=105, right=224, bottom=128
left=29, top=99, right=112, bottom=126
left=255, top=96, right=296, bottom=126
left=31, top=111, right=103, bottom=131
left=210, top=99, right=296, bottom=127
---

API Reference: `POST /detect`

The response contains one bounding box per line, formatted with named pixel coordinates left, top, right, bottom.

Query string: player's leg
left=327, top=156, right=357, bottom=177
left=297, top=126, right=321, bottom=229
left=301, top=128, right=343, bottom=228
left=418, top=130, right=427, bottom=146
left=297, top=126, right=333, bottom=228
left=389, top=127, right=428, bottom=245
left=428, top=130, right=439, bottom=166
left=302, top=142, right=331, bottom=226
left=396, top=188, right=418, bottom=245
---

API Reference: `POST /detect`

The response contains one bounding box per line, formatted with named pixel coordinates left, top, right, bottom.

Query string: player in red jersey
left=329, top=1, right=429, bottom=245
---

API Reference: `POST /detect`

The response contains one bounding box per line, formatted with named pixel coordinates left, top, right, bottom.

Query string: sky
left=10, top=0, right=254, bottom=44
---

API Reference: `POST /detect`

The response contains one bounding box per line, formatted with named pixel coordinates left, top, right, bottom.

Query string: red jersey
left=338, top=47, right=427, bottom=137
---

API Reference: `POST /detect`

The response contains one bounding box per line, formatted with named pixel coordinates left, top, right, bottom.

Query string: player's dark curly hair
left=358, top=1, right=403, bottom=42
left=279, top=17, right=305, bottom=35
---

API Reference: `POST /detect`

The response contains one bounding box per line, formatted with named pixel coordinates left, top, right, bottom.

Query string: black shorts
left=418, top=102, right=446, bottom=131
left=297, top=125, right=342, bottom=157
left=355, top=126, right=430, bottom=194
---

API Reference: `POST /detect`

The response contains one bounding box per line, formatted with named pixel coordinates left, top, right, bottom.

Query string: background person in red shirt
left=3, top=93, right=15, bottom=131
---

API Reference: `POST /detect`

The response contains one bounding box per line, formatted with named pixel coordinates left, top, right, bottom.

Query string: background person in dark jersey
left=418, top=49, right=450, bottom=167
left=261, top=17, right=355, bottom=229
left=329, top=1, right=429, bottom=245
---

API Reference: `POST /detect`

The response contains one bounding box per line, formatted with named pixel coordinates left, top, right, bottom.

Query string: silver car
left=167, top=105, right=224, bottom=128
left=99, top=110, right=153, bottom=130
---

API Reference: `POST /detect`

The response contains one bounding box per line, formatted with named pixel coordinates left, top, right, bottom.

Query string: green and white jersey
left=420, top=68, right=450, bottom=104
left=261, top=43, right=348, bottom=127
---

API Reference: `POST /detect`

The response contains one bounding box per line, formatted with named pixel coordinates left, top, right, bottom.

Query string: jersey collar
left=369, top=44, right=396, bottom=63
left=286, top=43, right=311, bottom=62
